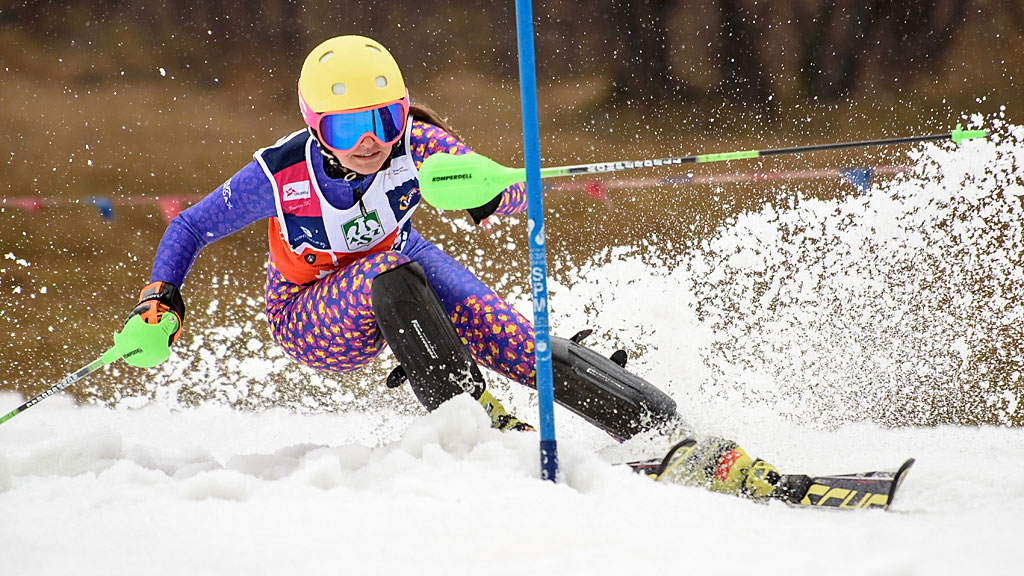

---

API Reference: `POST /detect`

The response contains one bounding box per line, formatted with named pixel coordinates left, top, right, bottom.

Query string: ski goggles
left=300, top=93, right=410, bottom=154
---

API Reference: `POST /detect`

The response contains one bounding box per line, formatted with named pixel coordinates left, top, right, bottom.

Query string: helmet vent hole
left=366, top=44, right=382, bottom=53
left=318, top=51, right=335, bottom=64
left=332, top=83, right=346, bottom=95
left=375, top=76, right=388, bottom=88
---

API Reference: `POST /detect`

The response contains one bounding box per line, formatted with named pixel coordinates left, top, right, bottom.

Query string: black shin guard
left=552, top=336, right=679, bottom=439
left=371, top=262, right=485, bottom=410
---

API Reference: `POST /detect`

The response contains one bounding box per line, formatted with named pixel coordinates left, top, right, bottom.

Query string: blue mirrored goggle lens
left=320, top=102, right=405, bottom=151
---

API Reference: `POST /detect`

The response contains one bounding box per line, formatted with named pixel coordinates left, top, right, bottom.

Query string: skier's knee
left=371, top=261, right=485, bottom=410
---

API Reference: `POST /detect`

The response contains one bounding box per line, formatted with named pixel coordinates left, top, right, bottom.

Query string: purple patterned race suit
left=148, top=120, right=536, bottom=387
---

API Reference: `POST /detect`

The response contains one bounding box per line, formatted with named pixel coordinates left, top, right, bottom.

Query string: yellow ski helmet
left=298, top=35, right=407, bottom=122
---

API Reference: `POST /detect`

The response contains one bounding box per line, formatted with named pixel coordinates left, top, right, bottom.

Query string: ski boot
left=653, top=437, right=807, bottom=501
left=478, top=389, right=534, bottom=432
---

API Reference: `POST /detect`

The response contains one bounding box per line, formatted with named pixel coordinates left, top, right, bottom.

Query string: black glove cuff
left=135, top=281, right=186, bottom=324
left=466, top=194, right=503, bottom=225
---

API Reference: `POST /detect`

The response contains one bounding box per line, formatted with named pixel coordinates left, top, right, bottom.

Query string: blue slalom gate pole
left=514, top=0, right=558, bottom=482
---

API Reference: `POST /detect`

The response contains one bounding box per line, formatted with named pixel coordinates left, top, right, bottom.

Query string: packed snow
left=2, top=118, right=1022, bottom=575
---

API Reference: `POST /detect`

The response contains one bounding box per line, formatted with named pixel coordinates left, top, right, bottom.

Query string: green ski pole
left=0, top=346, right=121, bottom=425
left=1, top=313, right=178, bottom=426
left=419, top=125, right=988, bottom=210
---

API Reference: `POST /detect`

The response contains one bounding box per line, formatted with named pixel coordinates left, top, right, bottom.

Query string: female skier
left=119, top=35, right=788, bottom=501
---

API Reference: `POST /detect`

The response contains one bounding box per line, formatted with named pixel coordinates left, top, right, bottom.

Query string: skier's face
left=337, top=135, right=390, bottom=175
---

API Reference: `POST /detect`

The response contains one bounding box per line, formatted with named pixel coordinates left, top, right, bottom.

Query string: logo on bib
left=342, top=210, right=385, bottom=250
left=283, top=181, right=311, bottom=202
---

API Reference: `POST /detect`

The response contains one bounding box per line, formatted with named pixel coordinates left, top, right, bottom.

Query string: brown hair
left=409, top=102, right=462, bottom=142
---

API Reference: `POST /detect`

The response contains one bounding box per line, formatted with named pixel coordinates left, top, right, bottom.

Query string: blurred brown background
left=1, top=1, right=1021, bottom=422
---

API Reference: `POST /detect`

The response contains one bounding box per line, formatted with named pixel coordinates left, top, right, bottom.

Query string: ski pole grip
left=113, top=313, right=180, bottom=368
left=100, top=345, right=122, bottom=365
left=160, top=312, right=180, bottom=335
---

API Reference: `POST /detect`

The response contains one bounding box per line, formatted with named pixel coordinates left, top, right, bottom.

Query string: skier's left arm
left=409, top=119, right=526, bottom=223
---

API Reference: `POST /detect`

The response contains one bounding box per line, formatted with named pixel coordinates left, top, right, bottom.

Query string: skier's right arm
left=150, top=161, right=277, bottom=286
left=119, top=161, right=276, bottom=366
